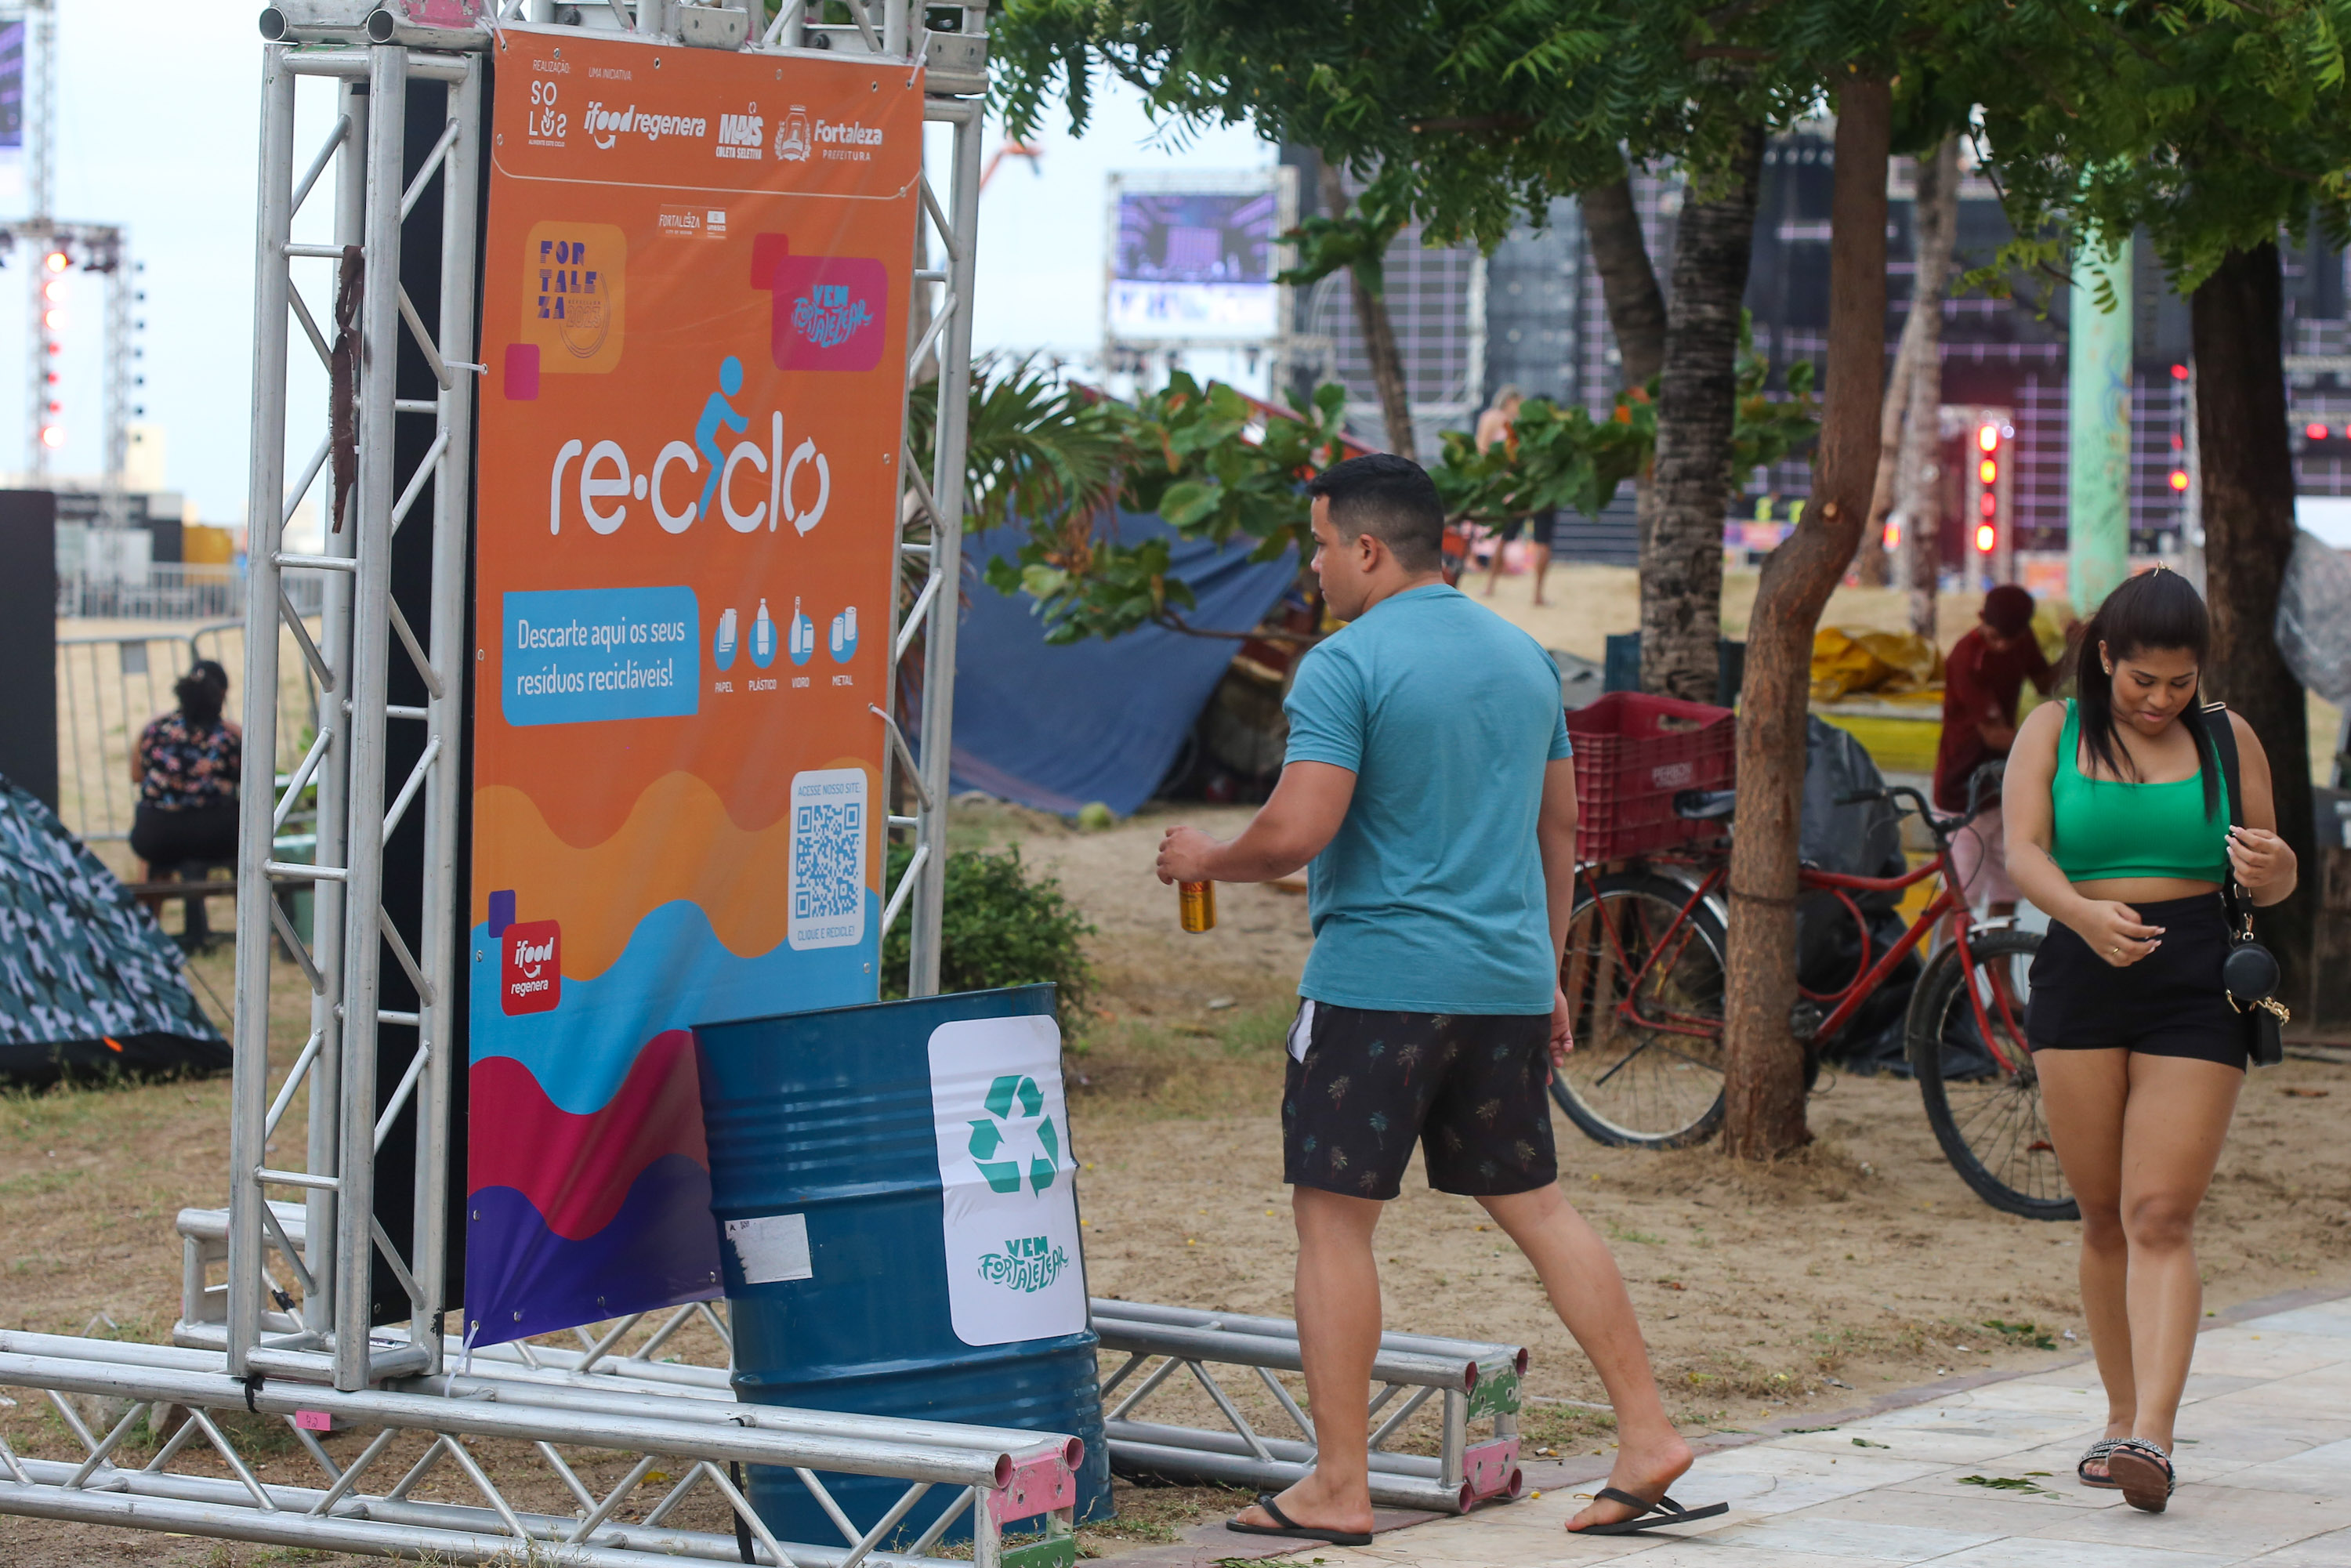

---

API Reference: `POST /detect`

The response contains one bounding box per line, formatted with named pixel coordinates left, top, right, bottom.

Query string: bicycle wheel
left=1550, top=867, right=1728, bottom=1149
left=1907, top=925, right=2078, bottom=1220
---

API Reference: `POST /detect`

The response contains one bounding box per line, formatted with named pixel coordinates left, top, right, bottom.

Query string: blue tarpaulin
left=946, top=510, right=1300, bottom=817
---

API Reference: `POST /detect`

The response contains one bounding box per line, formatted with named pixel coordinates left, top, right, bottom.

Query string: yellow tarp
left=1809, top=628, right=1945, bottom=704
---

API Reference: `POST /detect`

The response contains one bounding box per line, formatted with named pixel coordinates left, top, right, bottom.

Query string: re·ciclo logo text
left=544, top=354, right=830, bottom=539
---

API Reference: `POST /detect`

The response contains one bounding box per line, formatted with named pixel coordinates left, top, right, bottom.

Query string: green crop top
left=2049, top=701, right=2232, bottom=884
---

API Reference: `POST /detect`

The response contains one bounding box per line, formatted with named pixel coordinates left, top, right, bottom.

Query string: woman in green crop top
left=2003, top=567, right=2296, bottom=1514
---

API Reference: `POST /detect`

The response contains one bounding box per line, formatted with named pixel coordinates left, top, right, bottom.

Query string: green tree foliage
left=1433, top=328, right=1820, bottom=534
left=882, top=842, right=1098, bottom=1031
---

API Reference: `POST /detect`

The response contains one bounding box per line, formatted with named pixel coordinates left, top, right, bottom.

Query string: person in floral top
left=130, top=659, right=241, bottom=951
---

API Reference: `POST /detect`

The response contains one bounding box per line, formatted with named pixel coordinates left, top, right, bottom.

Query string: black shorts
left=2027, top=893, right=2246, bottom=1070
left=1281, top=1001, right=1559, bottom=1200
left=1494, top=510, right=1558, bottom=546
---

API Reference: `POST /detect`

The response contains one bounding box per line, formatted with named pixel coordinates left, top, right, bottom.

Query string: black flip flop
left=1225, top=1492, right=1374, bottom=1547
left=1567, top=1486, right=1732, bottom=1536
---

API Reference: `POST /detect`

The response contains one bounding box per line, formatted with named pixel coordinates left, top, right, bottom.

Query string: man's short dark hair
left=1983, top=583, right=2035, bottom=637
left=1306, top=453, right=1444, bottom=572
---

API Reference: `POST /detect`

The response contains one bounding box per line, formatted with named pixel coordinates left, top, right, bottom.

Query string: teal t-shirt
left=1282, top=583, right=1573, bottom=1014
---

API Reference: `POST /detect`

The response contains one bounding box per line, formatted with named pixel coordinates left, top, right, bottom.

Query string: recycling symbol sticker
left=967, top=1074, right=1060, bottom=1195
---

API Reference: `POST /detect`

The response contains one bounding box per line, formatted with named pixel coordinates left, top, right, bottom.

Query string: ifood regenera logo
left=501, top=920, right=561, bottom=1016
left=582, top=100, right=709, bottom=150
left=544, top=353, right=830, bottom=539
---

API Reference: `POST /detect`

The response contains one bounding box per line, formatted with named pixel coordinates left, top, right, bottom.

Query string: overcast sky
left=13, top=5, right=1273, bottom=523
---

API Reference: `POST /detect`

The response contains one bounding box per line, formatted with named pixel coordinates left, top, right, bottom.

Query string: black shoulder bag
left=2204, top=702, right=2287, bottom=1067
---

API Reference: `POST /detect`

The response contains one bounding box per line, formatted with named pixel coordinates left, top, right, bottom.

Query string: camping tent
left=946, top=510, right=1302, bottom=817
left=0, top=774, right=231, bottom=1085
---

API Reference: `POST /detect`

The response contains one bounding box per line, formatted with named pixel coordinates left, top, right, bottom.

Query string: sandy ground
left=9, top=614, right=2351, bottom=1563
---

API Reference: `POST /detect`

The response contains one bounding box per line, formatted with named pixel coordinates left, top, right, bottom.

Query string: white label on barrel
left=725, top=1213, right=813, bottom=1284
left=927, top=1013, right=1087, bottom=1346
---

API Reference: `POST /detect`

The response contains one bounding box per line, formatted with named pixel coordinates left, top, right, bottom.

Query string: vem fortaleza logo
left=767, top=255, right=886, bottom=373
left=966, top=1073, right=1060, bottom=1195
left=976, top=1235, right=1069, bottom=1295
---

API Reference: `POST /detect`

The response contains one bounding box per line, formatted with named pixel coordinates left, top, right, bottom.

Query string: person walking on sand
left=2003, top=567, right=2295, bottom=1514
left=1154, top=452, right=1721, bottom=1544
left=1475, top=386, right=1558, bottom=607
left=1936, top=582, right=2056, bottom=917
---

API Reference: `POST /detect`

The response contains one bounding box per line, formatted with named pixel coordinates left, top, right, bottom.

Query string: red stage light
left=2311, top=422, right=2332, bottom=441
left=1976, top=423, right=2000, bottom=454
left=1882, top=519, right=1900, bottom=551
left=2171, top=364, right=2189, bottom=381
left=1979, top=492, right=1998, bottom=518
left=1978, top=458, right=1998, bottom=485
left=2169, top=469, right=2190, bottom=491
left=1974, top=523, right=1996, bottom=553
left=40, top=425, right=65, bottom=448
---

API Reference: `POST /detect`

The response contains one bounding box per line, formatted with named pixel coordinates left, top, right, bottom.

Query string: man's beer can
left=1178, top=880, right=1216, bottom=933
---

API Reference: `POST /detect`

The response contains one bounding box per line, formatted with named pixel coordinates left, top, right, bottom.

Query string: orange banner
left=465, top=29, right=921, bottom=1344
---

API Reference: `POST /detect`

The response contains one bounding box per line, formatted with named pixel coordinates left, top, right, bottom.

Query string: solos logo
left=501, top=920, right=561, bottom=1016
left=768, top=255, right=887, bottom=373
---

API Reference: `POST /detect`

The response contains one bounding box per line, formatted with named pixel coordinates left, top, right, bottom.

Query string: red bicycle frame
left=1579, top=830, right=2034, bottom=1074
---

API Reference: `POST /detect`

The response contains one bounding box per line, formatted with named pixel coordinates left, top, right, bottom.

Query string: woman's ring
left=2109, top=946, right=2120, bottom=956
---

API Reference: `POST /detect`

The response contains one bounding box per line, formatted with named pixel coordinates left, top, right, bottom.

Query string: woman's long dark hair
left=2067, top=567, right=2221, bottom=819
left=176, top=660, right=230, bottom=729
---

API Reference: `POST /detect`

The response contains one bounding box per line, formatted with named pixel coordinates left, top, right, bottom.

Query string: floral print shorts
left=1281, top=1001, right=1558, bottom=1200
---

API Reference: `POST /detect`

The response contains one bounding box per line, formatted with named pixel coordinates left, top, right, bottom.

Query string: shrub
left=881, top=842, right=1097, bottom=1033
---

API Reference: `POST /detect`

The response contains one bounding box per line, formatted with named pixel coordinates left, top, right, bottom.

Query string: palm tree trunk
left=1320, top=160, right=1416, bottom=458
left=1582, top=171, right=1669, bottom=569
left=1720, top=78, right=1891, bottom=1161
left=1896, top=136, right=1960, bottom=639
left=1639, top=127, right=1764, bottom=701
left=2194, top=241, right=2314, bottom=994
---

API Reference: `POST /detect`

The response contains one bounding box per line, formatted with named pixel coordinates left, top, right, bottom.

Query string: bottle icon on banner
left=750, top=599, right=777, bottom=668
left=828, top=605, right=858, bottom=663
left=713, top=606, right=738, bottom=671
left=788, top=597, right=817, bottom=665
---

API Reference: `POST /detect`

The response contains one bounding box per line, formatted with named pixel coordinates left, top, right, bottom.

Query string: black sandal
left=2105, top=1439, right=2175, bottom=1514
left=1567, top=1486, right=1731, bottom=1536
left=2076, top=1437, right=2123, bottom=1490
left=1224, top=1492, right=1374, bottom=1546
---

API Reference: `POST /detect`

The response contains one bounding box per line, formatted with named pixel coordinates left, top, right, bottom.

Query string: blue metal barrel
left=695, top=985, right=1110, bottom=1548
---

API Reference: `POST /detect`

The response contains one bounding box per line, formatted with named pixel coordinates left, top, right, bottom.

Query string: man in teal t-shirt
left=1156, top=454, right=1715, bottom=1544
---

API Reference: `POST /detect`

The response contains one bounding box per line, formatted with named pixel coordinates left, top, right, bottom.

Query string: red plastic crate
left=1564, top=691, right=1736, bottom=862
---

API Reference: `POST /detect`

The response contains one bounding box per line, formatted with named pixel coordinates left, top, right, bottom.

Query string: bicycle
left=1551, top=777, right=2076, bottom=1221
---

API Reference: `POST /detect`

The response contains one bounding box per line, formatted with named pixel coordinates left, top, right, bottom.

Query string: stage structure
left=0, top=1, right=1523, bottom=1559
left=1100, top=167, right=1295, bottom=389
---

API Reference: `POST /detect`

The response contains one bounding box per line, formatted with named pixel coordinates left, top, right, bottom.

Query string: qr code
left=788, top=770, right=868, bottom=951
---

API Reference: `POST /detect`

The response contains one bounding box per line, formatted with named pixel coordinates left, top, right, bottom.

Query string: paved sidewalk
left=1229, top=1293, right=2351, bottom=1567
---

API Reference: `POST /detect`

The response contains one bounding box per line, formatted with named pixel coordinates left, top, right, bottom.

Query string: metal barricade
left=53, top=620, right=321, bottom=845
left=55, top=563, right=327, bottom=622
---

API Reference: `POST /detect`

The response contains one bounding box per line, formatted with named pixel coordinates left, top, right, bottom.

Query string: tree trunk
left=1582, top=171, right=1671, bottom=585
left=2193, top=241, right=2314, bottom=994
left=1639, top=127, right=1764, bottom=701
left=1857, top=312, right=1908, bottom=590
left=1582, top=174, right=1667, bottom=389
left=1896, top=136, right=1960, bottom=640
left=1320, top=160, right=1416, bottom=458
left=1720, top=80, right=1891, bottom=1161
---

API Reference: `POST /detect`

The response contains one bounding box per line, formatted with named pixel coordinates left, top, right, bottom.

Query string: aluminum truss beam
left=229, top=32, right=484, bottom=1396
left=1091, top=1299, right=1527, bottom=1515
left=0, top=1332, right=1080, bottom=1568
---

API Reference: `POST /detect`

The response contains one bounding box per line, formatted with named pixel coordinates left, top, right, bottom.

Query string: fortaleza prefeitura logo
left=976, top=1235, right=1069, bottom=1294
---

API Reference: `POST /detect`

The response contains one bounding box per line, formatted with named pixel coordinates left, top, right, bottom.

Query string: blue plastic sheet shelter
left=946, top=510, right=1300, bottom=816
